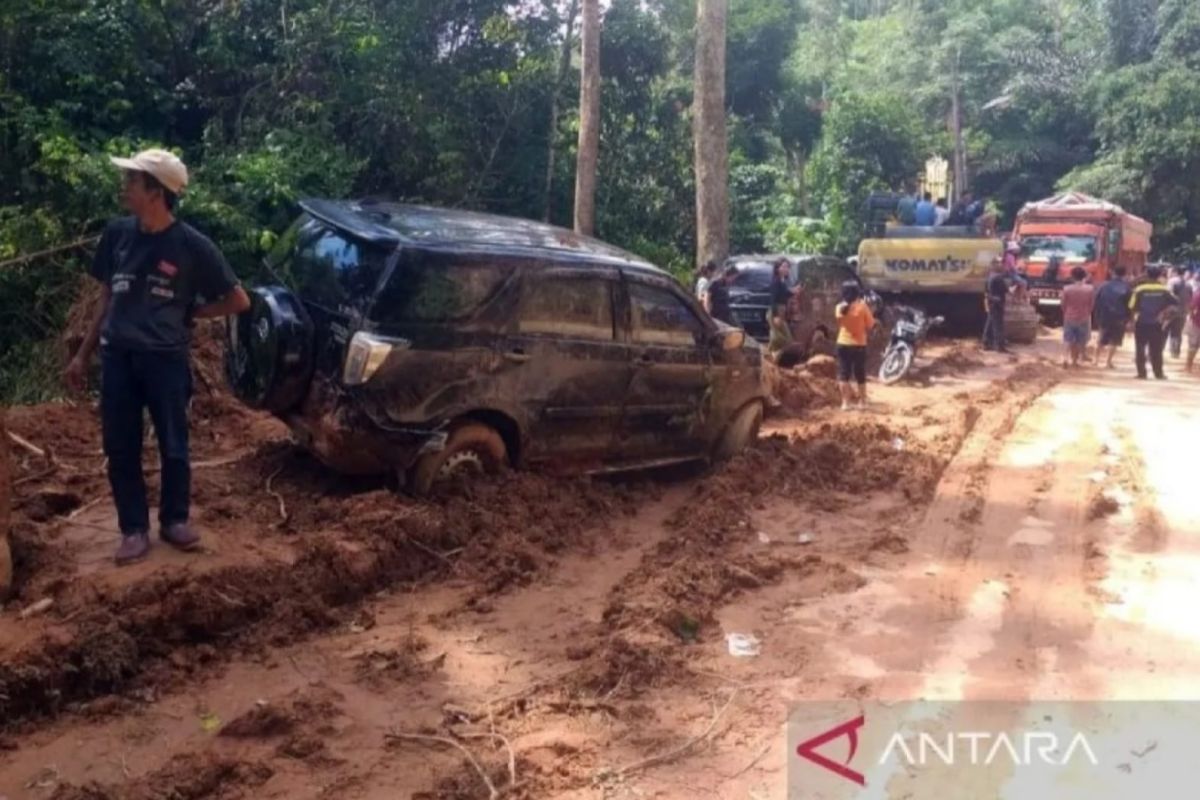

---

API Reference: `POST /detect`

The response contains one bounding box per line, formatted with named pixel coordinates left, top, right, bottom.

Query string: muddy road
left=1, top=330, right=1196, bottom=799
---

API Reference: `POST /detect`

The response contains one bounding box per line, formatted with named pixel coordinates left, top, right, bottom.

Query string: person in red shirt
left=1187, top=290, right=1200, bottom=372
left=1060, top=267, right=1096, bottom=368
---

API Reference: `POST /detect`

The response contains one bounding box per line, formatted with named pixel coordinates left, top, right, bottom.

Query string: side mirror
left=714, top=328, right=746, bottom=351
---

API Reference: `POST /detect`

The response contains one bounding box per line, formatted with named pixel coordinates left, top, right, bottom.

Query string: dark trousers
left=1134, top=323, right=1167, bottom=379
left=1168, top=317, right=1185, bottom=358
left=983, top=305, right=1006, bottom=350
left=101, top=348, right=192, bottom=535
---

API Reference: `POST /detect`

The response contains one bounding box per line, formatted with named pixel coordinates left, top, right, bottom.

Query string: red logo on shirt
left=157, top=260, right=178, bottom=277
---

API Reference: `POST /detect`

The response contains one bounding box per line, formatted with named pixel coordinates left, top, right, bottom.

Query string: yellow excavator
left=854, top=193, right=1039, bottom=343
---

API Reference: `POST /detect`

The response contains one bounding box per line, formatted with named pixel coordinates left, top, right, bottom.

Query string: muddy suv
left=727, top=254, right=883, bottom=357
left=226, top=200, right=766, bottom=493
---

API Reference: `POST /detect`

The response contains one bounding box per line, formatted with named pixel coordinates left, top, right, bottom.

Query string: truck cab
left=1012, top=192, right=1151, bottom=315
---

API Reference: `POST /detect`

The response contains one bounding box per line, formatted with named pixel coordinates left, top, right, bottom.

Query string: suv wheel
left=713, top=401, right=763, bottom=462
left=410, top=423, right=508, bottom=496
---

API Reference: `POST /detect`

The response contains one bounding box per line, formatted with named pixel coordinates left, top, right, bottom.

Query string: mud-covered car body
left=226, top=200, right=765, bottom=484
left=726, top=254, right=870, bottom=349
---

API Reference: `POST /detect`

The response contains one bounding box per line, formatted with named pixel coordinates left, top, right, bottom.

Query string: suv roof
left=726, top=254, right=844, bottom=267
left=299, top=199, right=666, bottom=276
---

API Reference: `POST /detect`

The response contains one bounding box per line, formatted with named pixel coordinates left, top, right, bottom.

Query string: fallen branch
left=7, top=431, right=45, bottom=459
left=67, top=496, right=105, bottom=521
left=265, top=466, right=289, bottom=526
left=406, top=536, right=458, bottom=567
left=599, top=689, right=739, bottom=781
left=385, top=731, right=498, bottom=799
left=459, top=731, right=517, bottom=793
left=0, top=235, right=100, bottom=270
left=13, top=465, right=57, bottom=488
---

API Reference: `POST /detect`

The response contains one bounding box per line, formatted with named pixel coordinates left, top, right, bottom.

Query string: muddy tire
left=713, top=401, right=764, bottom=462
left=1005, top=300, right=1040, bottom=345
left=879, top=343, right=914, bottom=385
left=409, top=423, right=508, bottom=496
left=0, top=411, right=11, bottom=598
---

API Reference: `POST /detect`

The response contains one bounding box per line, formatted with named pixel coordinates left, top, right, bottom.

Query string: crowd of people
left=985, top=249, right=1200, bottom=379
left=895, top=187, right=994, bottom=232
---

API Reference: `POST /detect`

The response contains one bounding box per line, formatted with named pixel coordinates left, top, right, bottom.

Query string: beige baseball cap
left=109, top=149, right=189, bottom=194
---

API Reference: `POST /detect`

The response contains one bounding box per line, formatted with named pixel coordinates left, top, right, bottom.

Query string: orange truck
left=1012, top=192, right=1152, bottom=316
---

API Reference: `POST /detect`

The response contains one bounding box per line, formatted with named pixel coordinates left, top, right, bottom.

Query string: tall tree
left=544, top=0, right=580, bottom=222
left=574, top=0, right=601, bottom=235
left=693, top=0, right=730, bottom=267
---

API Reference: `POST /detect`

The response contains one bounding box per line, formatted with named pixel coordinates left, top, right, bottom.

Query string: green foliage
left=6, top=0, right=1200, bottom=402
left=807, top=93, right=925, bottom=252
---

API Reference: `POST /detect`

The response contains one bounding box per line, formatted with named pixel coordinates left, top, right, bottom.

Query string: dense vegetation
left=3, top=0, right=1200, bottom=400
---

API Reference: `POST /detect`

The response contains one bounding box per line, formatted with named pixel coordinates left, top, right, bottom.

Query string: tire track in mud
left=0, top=473, right=647, bottom=733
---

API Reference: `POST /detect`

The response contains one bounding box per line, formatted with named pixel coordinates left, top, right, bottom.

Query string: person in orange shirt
left=835, top=281, right=876, bottom=411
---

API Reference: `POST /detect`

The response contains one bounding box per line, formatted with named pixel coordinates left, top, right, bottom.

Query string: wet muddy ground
left=0, top=328, right=1071, bottom=799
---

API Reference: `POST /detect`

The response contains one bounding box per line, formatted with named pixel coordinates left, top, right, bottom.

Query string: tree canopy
left=3, top=0, right=1200, bottom=400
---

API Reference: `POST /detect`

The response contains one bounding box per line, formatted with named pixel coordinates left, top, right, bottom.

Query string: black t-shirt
left=986, top=273, right=1008, bottom=307
left=1095, top=279, right=1132, bottom=324
left=91, top=218, right=238, bottom=353
left=771, top=279, right=792, bottom=311
left=708, top=280, right=734, bottom=325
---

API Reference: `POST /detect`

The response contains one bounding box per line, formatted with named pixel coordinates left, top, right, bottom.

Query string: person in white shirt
left=935, top=198, right=950, bottom=226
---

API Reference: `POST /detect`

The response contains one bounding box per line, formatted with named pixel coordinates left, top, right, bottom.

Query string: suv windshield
left=271, top=215, right=391, bottom=311
left=1021, top=235, right=1098, bottom=261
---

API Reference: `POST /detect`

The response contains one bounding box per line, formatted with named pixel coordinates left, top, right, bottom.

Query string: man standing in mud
left=983, top=259, right=1010, bottom=353
left=64, top=150, right=250, bottom=565
left=1094, top=266, right=1132, bottom=369
left=1128, top=264, right=1177, bottom=380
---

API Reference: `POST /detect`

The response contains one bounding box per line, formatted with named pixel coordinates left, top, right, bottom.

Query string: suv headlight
left=342, top=332, right=409, bottom=386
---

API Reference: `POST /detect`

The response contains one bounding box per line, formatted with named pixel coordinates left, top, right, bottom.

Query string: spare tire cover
left=225, top=286, right=314, bottom=414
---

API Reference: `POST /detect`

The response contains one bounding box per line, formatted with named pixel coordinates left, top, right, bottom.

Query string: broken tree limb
left=7, top=432, right=45, bottom=459
left=265, top=465, right=289, bottom=526
left=385, top=731, right=499, bottom=799
left=458, top=731, right=517, bottom=793
left=600, top=689, right=739, bottom=780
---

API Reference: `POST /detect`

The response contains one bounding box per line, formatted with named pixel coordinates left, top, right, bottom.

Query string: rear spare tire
left=226, top=286, right=315, bottom=414
left=1005, top=300, right=1040, bottom=345
left=410, top=423, right=508, bottom=496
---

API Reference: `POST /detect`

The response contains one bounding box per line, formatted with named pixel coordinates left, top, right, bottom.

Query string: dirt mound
left=49, top=754, right=273, bottom=800
left=763, top=361, right=839, bottom=415
left=0, top=469, right=642, bottom=731
left=923, top=344, right=986, bottom=378
left=805, top=354, right=838, bottom=379
left=220, top=703, right=296, bottom=738
left=58, top=279, right=104, bottom=367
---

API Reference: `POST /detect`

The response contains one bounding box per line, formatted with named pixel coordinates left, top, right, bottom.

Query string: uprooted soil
left=3, top=290, right=1069, bottom=799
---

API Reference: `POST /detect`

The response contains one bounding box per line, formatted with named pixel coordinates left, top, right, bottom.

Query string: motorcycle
left=879, top=305, right=944, bottom=384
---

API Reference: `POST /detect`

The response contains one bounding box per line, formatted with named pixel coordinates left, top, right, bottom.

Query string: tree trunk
left=544, top=0, right=581, bottom=223
left=951, top=48, right=967, bottom=201
left=694, top=0, right=730, bottom=268
left=573, top=0, right=600, bottom=236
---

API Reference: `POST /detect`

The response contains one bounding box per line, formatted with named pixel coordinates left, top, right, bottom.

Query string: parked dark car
left=226, top=200, right=766, bottom=494
left=726, top=254, right=880, bottom=358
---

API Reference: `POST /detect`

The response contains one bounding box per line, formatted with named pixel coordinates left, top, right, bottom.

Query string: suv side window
left=629, top=282, right=706, bottom=347
left=373, top=253, right=508, bottom=324
left=518, top=276, right=614, bottom=340
left=279, top=217, right=389, bottom=311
